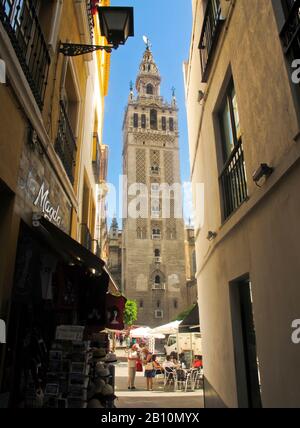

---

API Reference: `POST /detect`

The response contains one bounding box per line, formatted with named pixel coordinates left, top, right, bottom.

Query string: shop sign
left=34, top=182, right=62, bottom=226
left=0, top=319, right=6, bottom=344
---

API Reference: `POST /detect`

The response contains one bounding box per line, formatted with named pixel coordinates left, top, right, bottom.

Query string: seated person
left=193, top=355, right=203, bottom=369
left=163, top=355, right=176, bottom=370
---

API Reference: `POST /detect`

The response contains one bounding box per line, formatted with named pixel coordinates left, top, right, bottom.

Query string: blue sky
left=103, top=0, right=193, bottom=226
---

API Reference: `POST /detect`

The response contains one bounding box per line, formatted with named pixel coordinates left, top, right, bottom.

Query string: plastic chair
left=164, top=367, right=177, bottom=390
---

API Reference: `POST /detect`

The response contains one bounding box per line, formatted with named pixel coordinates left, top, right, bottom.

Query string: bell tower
left=122, top=44, right=187, bottom=327
left=136, top=46, right=161, bottom=97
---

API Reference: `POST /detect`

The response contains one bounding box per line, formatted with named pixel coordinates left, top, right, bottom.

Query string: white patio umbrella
left=151, top=320, right=182, bottom=335
left=130, top=326, right=152, bottom=338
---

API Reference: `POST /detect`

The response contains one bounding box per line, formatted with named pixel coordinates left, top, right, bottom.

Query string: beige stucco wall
left=185, top=0, right=300, bottom=407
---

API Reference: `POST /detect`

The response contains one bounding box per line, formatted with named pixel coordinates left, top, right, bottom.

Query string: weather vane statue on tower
left=143, top=35, right=152, bottom=50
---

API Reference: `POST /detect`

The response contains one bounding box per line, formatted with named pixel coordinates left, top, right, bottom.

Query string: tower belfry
left=122, top=45, right=187, bottom=326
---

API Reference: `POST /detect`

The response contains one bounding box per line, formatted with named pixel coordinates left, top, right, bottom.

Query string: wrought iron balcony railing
left=280, top=0, right=300, bottom=60
left=92, top=132, right=101, bottom=184
left=199, top=0, right=224, bottom=82
left=0, top=0, right=50, bottom=109
left=220, top=138, right=248, bottom=220
left=55, top=101, right=77, bottom=185
left=80, top=223, right=92, bottom=252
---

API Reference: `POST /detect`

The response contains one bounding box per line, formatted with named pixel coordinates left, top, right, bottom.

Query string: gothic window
left=150, top=165, right=160, bottom=175
left=151, top=183, right=160, bottom=196
left=146, top=84, right=153, bottom=95
left=170, top=228, right=177, bottom=240
left=141, top=114, right=146, bottom=128
left=152, top=228, right=161, bottom=239
left=169, top=117, right=174, bottom=131
left=151, top=200, right=160, bottom=218
left=133, top=113, right=139, bottom=128
left=162, top=116, right=166, bottom=131
left=155, top=275, right=161, bottom=284
left=150, top=109, right=158, bottom=130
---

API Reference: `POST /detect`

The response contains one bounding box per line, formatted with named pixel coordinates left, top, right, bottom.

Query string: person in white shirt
left=163, top=355, right=177, bottom=370
left=127, top=344, right=139, bottom=390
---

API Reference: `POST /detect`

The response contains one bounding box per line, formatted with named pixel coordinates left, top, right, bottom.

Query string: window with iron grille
left=0, top=0, right=51, bottom=109
left=280, top=0, right=300, bottom=70
left=55, top=100, right=77, bottom=185
left=198, top=0, right=224, bottom=83
left=219, top=80, right=248, bottom=220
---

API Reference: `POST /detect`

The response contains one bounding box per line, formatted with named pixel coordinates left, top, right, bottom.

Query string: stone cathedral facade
left=122, top=46, right=187, bottom=327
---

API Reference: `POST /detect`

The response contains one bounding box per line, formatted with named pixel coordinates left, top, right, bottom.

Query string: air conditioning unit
left=155, top=310, right=164, bottom=319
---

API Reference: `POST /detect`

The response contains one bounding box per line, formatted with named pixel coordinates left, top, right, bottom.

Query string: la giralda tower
left=122, top=43, right=187, bottom=327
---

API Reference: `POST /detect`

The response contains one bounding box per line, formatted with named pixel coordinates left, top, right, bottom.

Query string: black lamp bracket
left=59, top=42, right=118, bottom=56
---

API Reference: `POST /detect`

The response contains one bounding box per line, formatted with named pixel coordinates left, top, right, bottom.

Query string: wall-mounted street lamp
left=252, top=163, right=273, bottom=187
left=207, top=231, right=217, bottom=241
left=59, top=6, right=134, bottom=57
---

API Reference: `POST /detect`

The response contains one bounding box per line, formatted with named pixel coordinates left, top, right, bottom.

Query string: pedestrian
left=119, top=334, right=124, bottom=347
left=142, top=348, right=155, bottom=391
left=179, top=352, right=187, bottom=368
left=127, top=344, right=139, bottom=390
left=152, top=355, right=163, bottom=375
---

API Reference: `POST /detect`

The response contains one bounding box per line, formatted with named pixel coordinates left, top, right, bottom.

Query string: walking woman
left=142, top=348, right=155, bottom=391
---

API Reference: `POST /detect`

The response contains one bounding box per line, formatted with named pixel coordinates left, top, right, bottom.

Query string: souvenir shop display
left=23, top=327, right=118, bottom=408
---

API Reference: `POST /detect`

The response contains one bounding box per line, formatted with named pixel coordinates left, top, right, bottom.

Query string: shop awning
left=179, top=304, right=200, bottom=333
left=32, top=214, right=105, bottom=273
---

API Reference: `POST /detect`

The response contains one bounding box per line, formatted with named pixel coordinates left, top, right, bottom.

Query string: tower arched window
left=169, top=117, right=174, bottom=131
left=150, top=109, right=158, bottom=130
left=133, top=113, right=139, bottom=128
left=162, top=116, right=166, bottom=131
left=146, top=84, right=153, bottom=95
left=155, top=249, right=160, bottom=257
left=152, top=228, right=161, bottom=239
left=141, top=114, right=146, bottom=128
left=155, top=275, right=161, bottom=284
